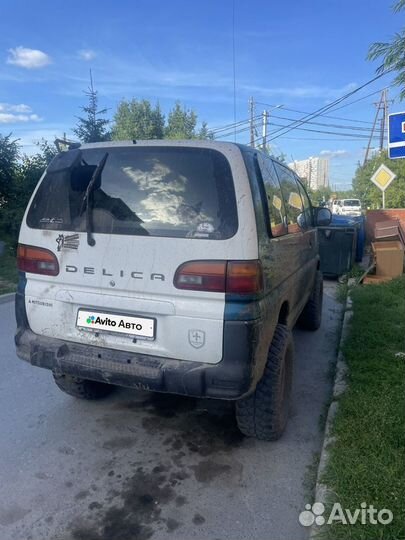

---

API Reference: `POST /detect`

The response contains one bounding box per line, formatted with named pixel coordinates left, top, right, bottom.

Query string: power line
left=250, top=123, right=379, bottom=148
left=268, top=71, right=391, bottom=142
left=270, top=113, right=374, bottom=132
left=215, top=123, right=252, bottom=140
left=231, top=0, right=237, bottom=142
left=212, top=77, right=392, bottom=144
left=324, top=87, right=391, bottom=113
left=268, top=122, right=375, bottom=139
left=216, top=119, right=381, bottom=143
left=209, top=115, right=260, bottom=134
left=255, top=99, right=383, bottom=125
left=212, top=85, right=387, bottom=138
left=279, top=136, right=381, bottom=142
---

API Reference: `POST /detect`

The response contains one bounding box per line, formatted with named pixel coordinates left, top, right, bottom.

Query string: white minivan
left=336, top=198, right=362, bottom=216
left=15, top=140, right=331, bottom=440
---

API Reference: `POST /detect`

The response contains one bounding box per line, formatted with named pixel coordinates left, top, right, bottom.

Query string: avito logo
left=85, top=314, right=143, bottom=331
left=299, top=502, right=393, bottom=527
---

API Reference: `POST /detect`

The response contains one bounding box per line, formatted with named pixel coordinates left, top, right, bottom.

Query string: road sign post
left=371, top=164, right=396, bottom=209
left=388, top=112, right=405, bottom=159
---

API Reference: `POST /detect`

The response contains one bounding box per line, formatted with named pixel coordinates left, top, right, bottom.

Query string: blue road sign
left=388, top=111, right=405, bottom=159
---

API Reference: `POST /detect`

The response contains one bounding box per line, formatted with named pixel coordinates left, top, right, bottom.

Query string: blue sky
left=0, top=0, right=402, bottom=189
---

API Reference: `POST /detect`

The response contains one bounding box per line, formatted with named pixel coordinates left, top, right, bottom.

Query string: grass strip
left=321, top=277, right=405, bottom=540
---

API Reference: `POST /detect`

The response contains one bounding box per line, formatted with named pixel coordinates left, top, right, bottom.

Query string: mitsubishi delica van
left=15, top=140, right=331, bottom=441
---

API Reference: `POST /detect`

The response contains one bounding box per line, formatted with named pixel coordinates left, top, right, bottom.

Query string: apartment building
left=288, top=157, right=329, bottom=190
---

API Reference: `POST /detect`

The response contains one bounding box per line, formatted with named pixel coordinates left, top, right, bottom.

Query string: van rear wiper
left=80, top=152, right=109, bottom=247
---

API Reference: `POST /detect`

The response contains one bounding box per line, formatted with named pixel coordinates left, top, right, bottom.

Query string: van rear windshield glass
left=343, top=199, right=360, bottom=206
left=26, top=146, right=238, bottom=239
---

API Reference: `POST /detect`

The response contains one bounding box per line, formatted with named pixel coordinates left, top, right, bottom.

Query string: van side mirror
left=314, top=207, right=332, bottom=226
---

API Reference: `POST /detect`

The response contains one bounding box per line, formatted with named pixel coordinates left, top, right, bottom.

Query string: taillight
left=174, top=260, right=263, bottom=294
left=226, top=260, right=263, bottom=294
left=174, top=261, right=226, bottom=292
left=17, top=244, right=59, bottom=276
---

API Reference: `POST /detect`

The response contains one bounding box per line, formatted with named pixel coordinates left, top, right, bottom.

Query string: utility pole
left=364, top=89, right=392, bottom=165
left=249, top=97, right=255, bottom=147
left=262, top=110, right=268, bottom=151
left=364, top=92, right=383, bottom=166
left=379, top=88, right=389, bottom=152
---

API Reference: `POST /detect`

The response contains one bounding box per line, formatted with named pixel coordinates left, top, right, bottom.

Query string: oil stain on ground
left=122, top=393, right=245, bottom=456
left=69, top=393, right=244, bottom=539
left=70, top=465, right=181, bottom=540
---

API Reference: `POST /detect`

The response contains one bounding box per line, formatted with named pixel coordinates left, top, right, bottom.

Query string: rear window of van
left=342, top=199, right=360, bottom=207
left=26, top=146, right=238, bottom=240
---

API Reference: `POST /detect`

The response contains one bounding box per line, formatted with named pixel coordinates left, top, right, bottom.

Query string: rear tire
left=53, top=372, right=113, bottom=400
left=235, top=324, right=293, bottom=441
left=298, top=270, right=323, bottom=331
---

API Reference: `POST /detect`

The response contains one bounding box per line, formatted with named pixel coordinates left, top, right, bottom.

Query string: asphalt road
left=0, top=282, right=342, bottom=540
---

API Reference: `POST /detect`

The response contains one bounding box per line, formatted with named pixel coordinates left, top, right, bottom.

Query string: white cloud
left=0, top=113, right=42, bottom=124
left=7, top=46, right=51, bottom=69
left=78, top=49, right=96, bottom=61
left=0, top=102, right=32, bottom=113
left=0, top=103, right=42, bottom=123
left=320, top=149, right=349, bottom=158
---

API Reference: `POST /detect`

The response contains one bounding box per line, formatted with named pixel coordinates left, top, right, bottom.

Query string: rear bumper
left=15, top=312, right=262, bottom=400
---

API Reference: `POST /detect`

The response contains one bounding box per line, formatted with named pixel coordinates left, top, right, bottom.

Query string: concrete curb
left=0, top=292, right=15, bottom=305
left=309, top=292, right=353, bottom=538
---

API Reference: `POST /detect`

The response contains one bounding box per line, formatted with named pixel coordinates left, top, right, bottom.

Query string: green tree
left=352, top=150, right=405, bottom=208
left=73, top=73, right=110, bottom=142
left=368, top=0, right=405, bottom=99
left=311, top=185, right=332, bottom=205
left=0, top=135, right=57, bottom=246
left=0, top=133, right=20, bottom=206
left=112, top=99, right=165, bottom=140
left=165, top=102, right=197, bottom=139
left=36, top=139, right=58, bottom=165
left=198, top=121, right=214, bottom=140
left=164, top=102, right=211, bottom=139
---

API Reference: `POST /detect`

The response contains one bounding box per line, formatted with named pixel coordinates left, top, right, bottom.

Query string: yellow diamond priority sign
left=371, top=164, right=396, bottom=191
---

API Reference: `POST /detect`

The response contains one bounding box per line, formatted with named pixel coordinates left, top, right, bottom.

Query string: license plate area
left=76, top=309, right=155, bottom=340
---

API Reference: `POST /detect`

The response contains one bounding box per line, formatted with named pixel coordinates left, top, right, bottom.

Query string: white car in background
left=336, top=199, right=362, bottom=216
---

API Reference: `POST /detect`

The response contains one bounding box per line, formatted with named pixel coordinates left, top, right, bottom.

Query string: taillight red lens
left=17, top=244, right=59, bottom=276
left=226, top=260, right=263, bottom=294
left=174, top=260, right=263, bottom=294
left=174, top=261, right=226, bottom=292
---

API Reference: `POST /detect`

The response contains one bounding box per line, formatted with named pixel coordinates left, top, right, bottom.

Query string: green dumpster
left=318, top=226, right=357, bottom=278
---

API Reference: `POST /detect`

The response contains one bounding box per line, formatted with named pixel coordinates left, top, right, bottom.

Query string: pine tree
left=73, top=72, right=110, bottom=143
left=165, top=102, right=197, bottom=139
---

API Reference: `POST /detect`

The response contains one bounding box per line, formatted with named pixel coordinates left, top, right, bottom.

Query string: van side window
left=295, top=177, right=313, bottom=228
left=257, top=154, right=287, bottom=237
left=273, top=162, right=306, bottom=233
left=240, top=150, right=269, bottom=238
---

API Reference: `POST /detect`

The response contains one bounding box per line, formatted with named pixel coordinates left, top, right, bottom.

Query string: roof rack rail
left=54, top=138, right=81, bottom=152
